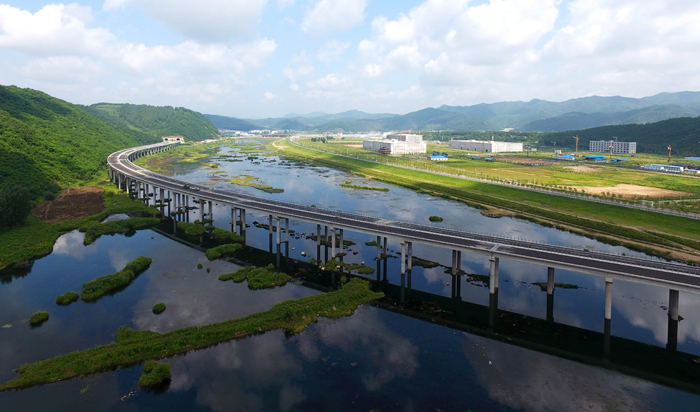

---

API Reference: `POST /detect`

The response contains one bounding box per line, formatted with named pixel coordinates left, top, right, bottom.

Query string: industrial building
left=448, top=139, right=523, bottom=153
left=589, top=140, right=637, bottom=154
left=363, top=134, right=426, bottom=155
left=642, top=164, right=684, bottom=173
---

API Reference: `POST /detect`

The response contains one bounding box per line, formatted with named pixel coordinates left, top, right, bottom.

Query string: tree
left=0, top=186, right=32, bottom=229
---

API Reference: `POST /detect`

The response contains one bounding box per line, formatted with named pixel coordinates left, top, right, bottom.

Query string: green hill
left=83, top=103, right=219, bottom=141
left=0, top=86, right=161, bottom=201
left=542, top=116, right=700, bottom=156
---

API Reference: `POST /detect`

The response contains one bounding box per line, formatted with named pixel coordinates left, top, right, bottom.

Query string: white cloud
left=301, top=0, right=367, bottom=37
left=317, top=40, right=350, bottom=65
left=277, top=0, right=295, bottom=9
left=0, top=4, right=114, bottom=56
left=134, top=0, right=269, bottom=42
left=103, top=0, right=130, bottom=11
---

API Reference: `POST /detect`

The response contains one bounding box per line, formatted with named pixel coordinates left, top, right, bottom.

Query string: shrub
left=211, top=228, right=244, bottom=244
left=429, top=215, right=444, bottom=222
left=197, top=263, right=203, bottom=269
left=81, top=256, right=152, bottom=302
left=205, top=243, right=241, bottom=260
left=357, top=266, right=375, bottom=275
left=29, top=311, right=49, bottom=325
left=56, top=291, right=79, bottom=306
left=177, top=221, right=206, bottom=237
left=152, top=303, right=166, bottom=314
left=139, top=360, right=171, bottom=388
left=0, top=185, right=32, bottom=229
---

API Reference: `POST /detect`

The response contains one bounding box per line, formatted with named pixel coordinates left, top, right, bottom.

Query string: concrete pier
left=376, top=236, right=381, bottom=260
left=605, top=277, right=613, bottom=321
left=667, top=289, right=680, bottom=351
left=331, top=227, right=336, bottom=259
left=489, top=256, right=499, bottom=295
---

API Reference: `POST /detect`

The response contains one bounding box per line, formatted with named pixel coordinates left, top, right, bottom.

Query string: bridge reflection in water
left=112, top=142, right=700, bottom=396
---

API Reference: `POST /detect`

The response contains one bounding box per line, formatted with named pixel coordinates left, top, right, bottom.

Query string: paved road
left=109, top=143, right=700, bottom=293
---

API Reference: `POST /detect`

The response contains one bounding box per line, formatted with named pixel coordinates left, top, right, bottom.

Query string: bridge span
left=108, top=142, right=700, bottom=349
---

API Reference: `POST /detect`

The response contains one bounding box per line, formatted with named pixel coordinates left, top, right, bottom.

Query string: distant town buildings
left=448, top=139, right=523, bottom=153
left=589, top=140, right=637, bottom=154
left=363, top=133, right=427, bottom=154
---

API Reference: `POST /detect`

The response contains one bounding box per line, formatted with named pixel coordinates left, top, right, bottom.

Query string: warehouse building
left=448, top=139, right=523, bottom=153
left=363, top=134, right=426, bottom=155
left=589, top=140, right=637, bottom=154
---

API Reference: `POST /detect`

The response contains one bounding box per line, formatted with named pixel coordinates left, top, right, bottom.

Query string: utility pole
left=668, top=145, right=672, bottom=163
left=573, top=135, right=579, bottom=157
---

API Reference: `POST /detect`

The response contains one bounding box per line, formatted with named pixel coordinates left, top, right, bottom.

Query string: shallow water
left=2, top=141, right=700, bottom=411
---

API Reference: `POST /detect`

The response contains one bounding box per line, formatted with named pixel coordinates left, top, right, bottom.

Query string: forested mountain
left=83, top=103, right=219, bottom=141
left=207, top=91, right=700, bottom=133
left=0, top=86, right=161, bottom=202
left=543, top=116, right=700, bottom=156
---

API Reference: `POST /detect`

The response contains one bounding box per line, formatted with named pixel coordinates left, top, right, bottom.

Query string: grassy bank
left=0, top=278, right=383, bottom=391
left=219, top=264, right=291, bottom=289
left=81, top=217, right=160, bottom=245
left=275, top=140, right=700, bottom=254
left=0, top=179, right=159, bottom=270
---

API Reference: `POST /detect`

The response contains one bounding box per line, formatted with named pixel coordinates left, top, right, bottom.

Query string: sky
left=1, top=0, right=699, bottom=118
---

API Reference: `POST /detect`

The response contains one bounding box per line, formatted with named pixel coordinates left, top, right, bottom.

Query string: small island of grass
left=56, top=291, right=79, bottom=306
left=29, top=311, right=49, bottom=326
left=205, top=243, right=242, bottom=260
left=340, top=183, right=389, bottom=192
left=220, top=264, right=291, bottom=289
left=152, top=303, right=166, bottom=314
left=81, top=256, right=152, bottom=302
left=138, top=360, right=171, bottom=388
left=429, top=215, right=444, bottom=222
left=81, top=217, right=160, bottom=245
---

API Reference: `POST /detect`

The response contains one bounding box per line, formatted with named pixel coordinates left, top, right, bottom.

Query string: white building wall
left=589, top=140, right=637, bottom=154
left=448, top=140, right=523, bottom=153
left=363, top=139, right=426, bottom=154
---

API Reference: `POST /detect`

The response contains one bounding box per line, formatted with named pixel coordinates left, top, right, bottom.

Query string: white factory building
left=448, top=139, right=523, bottom=153
left=589, top=140, right=637, bottom=154
left=363, top=133, right=427, bottom=155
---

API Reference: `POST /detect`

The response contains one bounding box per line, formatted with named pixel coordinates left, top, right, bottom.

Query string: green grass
left=210, top=228, right=244, bottom=244
left=0, top=182, right=159, bottom=270
left=205, top=243, right=242, bottom=261
left=81, top=256, right=152, bottom=302
left=55, top=291, right=79, bottom=306
left=0, top=278, right=383, bottom=391
left=138, top=360, right=171, bottom=387
left=29, top=311, right=49, bottom=325
left=220, top=264, right=291, bottom=289
left=81, top=217, right=160, bottom=245
left=152, top=303, right=166, bottom=314
left=276, top=140, right=700, bottom=250
left=429, top=215, right=444, bottom=222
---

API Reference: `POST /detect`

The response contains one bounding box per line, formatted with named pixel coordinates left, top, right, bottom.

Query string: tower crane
left=609, top=142, right=614, bottom=160
left=573, top=135, right=579, bottom=157
left=668, top=145, right=672, bottom=163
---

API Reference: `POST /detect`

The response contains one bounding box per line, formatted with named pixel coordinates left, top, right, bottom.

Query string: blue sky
left=1, top=0, right=699, bottom=118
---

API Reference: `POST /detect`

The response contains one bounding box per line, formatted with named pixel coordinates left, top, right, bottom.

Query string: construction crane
left=668, top=145, right=672, bottom=163
left=573, top=135, right=579, bottom=157
left=609, top=142, right=614, bottom=160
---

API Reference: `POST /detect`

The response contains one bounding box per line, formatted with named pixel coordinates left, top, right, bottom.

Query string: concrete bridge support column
left=376, top=236, right=381, bottom=260
left=231, top=207, right=236, bottom=234
left=339, top=229, right=343, bottom=254
left=316, top=224, right=321, bottom=264
left=489, top=256, right=499, bottom=295
left=547, top=267, right=555, bottom=322
left=407, top=242, right=413, bottom=298
left=208, top=201, right=213, bottom=224
left=160, top=188, right=165, bottom=217
left=268, top=215, right=273, bottom=237
left=604, top=277, right=613, bottom=321
left=330, top=227, right=336, bottom=259
left=167, top=190, right=171, bottom=217
left=668, top=289, right=680, bottom=351
left=276, top=216, right=281, bottom=248
left=383, top=237, right=388, bottom=259
left=285, top=218, right=290, bottom=243
left=240, top=209, right=246, bottom=242
left=400, top=241, right=406, bottom=303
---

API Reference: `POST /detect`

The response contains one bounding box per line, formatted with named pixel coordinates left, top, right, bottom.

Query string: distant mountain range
left=206, top=91, right=700, bottom=133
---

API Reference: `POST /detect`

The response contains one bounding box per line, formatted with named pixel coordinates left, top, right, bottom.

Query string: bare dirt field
left=346, top=144, right=364, bottom=148
left=33, top=187, right=105, bottom=223
left=578, top=184, right=689, bottom=199
left=565, top=165, right=599, bottom=173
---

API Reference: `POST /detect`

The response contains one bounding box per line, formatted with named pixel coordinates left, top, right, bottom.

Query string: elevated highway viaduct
left=109, top=142, right=700, bottom=350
